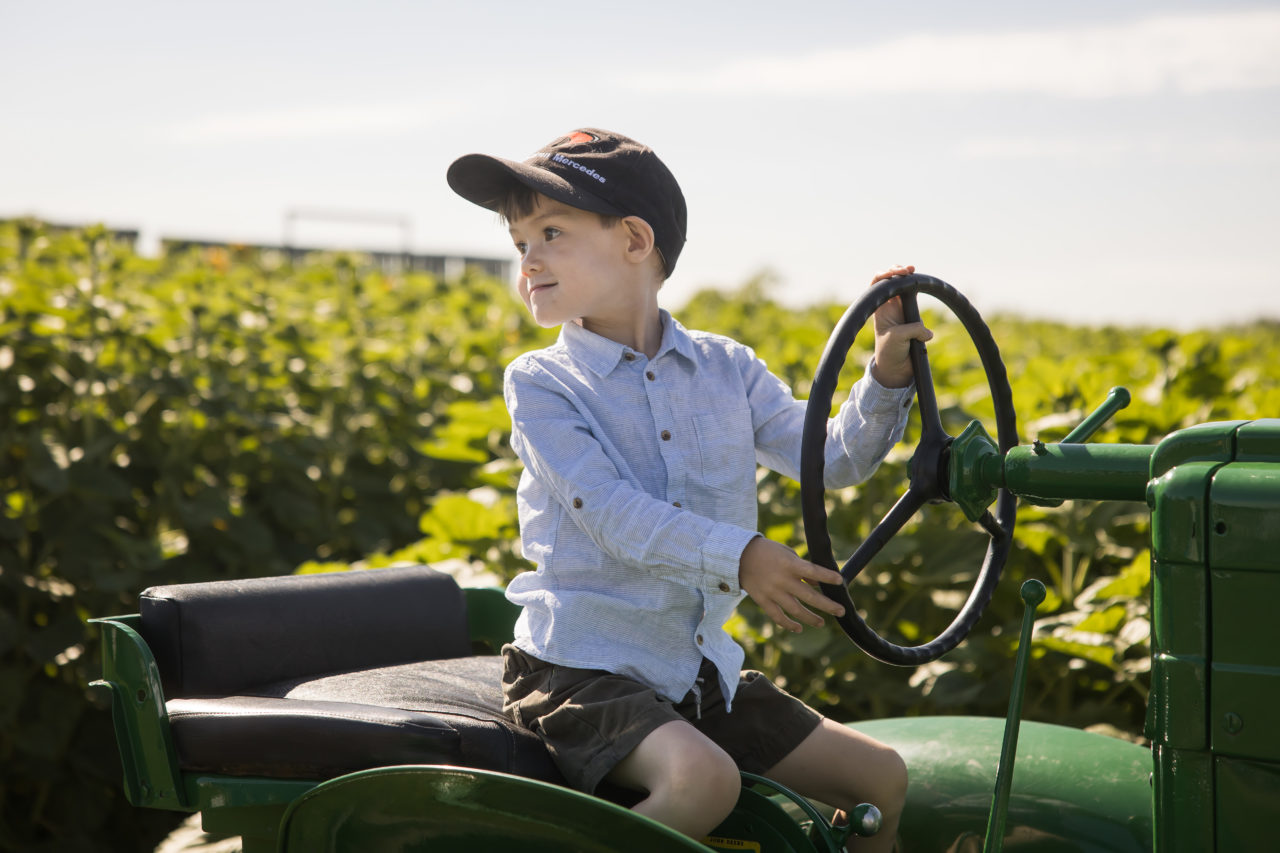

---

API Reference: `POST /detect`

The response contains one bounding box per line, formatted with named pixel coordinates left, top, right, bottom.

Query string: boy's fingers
left=777, top=598, right=826, bottom=631
left=871, top=264, right=915, bottom=284
left=798, top=582, right=845, bottom=618
left=883, top=321, right=933, bottom=344
left=765, top=601, right=807, bottom=633
left=761, top=582, right=836, bottom=631
left=792, top=560, right=844, bottom=587
left=749, top=544, right=849, bottom=630
left=782, top=574, right=847, bottom=623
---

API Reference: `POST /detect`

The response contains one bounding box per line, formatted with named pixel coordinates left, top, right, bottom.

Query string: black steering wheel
left=801, top=274, right=1018, bottom=665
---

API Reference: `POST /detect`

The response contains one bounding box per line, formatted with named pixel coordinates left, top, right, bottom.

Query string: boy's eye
left=513, top=242, right=527, bottom=256
left=543, top=227, right=561, bottom=241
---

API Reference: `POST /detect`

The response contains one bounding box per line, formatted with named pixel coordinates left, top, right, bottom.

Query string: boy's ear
left=620, top=216, right=657, bottom=266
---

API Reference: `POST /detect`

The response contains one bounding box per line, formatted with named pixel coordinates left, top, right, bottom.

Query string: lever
left=1058, top=387, right=1131, bottom=445
left=1027, top=387, right=1131, bottom=507
left=982, top=579, right=1047, bottom=853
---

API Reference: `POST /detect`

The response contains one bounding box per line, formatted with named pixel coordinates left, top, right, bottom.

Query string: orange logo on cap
left=565, top=131, right=597, bottom=145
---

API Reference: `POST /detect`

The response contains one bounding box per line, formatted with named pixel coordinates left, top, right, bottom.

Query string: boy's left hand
left=869, top=264, right=933, bottom=388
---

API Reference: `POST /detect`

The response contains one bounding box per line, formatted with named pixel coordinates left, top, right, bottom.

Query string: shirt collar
left=558, top=310, right=699, bottom=378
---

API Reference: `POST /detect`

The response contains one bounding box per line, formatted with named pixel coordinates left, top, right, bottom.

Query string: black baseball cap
left=447, top=128, right=687, bottom=277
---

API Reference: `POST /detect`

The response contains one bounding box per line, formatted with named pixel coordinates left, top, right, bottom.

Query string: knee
left=875, top=746, right=908, bottom=812
left=664, top=746, right=741, bottom=816
left=835, top=742, right=907, bottom=816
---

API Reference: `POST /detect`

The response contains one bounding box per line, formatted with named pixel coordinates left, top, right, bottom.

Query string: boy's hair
left=496, top=182, right=621, bottom=232
left=447, top=128, right=686, bottom=278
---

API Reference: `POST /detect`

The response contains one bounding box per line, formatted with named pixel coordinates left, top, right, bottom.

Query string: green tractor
left=93, top=275, right=1277, bottom=851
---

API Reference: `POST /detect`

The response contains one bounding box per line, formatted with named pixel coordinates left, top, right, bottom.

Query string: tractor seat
left=139, top=566, right=563, bottom=785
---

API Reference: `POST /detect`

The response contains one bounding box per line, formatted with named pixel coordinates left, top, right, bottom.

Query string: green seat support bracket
left=89, top=614, right=189, bottom=811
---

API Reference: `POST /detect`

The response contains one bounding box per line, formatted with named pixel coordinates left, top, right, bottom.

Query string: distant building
left=1, top=217, right=511, bottom=282
left=159, top=236, right=510, bottom=281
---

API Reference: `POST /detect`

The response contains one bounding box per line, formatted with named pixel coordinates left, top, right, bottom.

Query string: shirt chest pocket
left=692, top=409, right=756, bottom=494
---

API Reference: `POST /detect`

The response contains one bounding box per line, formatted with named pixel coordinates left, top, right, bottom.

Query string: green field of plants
left=2, top=218, right=1278, bottom=851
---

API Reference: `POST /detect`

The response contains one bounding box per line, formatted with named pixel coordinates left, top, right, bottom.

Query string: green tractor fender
left=850, top=716, right=1153, bottom=853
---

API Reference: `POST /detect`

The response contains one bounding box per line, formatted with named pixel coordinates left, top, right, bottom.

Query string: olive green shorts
left=501, top=645, right=824, bottom=795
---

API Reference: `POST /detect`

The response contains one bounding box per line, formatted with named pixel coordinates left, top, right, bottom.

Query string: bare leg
left=764, top=718, right=907, bottom=853
left=605, top=719, right=742, bottom=840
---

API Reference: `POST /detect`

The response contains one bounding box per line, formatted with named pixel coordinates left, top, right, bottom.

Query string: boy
left=447, top=128, right=928, bottom=851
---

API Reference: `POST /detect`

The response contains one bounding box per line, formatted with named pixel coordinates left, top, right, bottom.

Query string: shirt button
left=623, top=352, right=636, bottom=362
left=718, top=582, right=731, bottom=593
left=572, top=497, right=583, bottom=508
left=696, top=634, right=704, bottom=645
left=661, top=430, right=671, bottom=441
left=646, top=371, right=656, bottom=381
left=672, top=501, right=681, bottom=508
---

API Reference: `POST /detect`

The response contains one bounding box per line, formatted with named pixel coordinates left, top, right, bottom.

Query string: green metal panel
left=1145, top=432, right=1230, bottom=853
left=1147, top=462, right=1215, bottom=754
left=1149, top=560, right=1207, bottom=661
left=188, top=776, right=316, bottom=851
left=1149, top=462, right=1221, bottom=566
left=1210, top=662, right=1280, bottom=763
left=1233, top=418, right=1280, bottom=462
left=1209, top=568, right=1280, bottom=674
left=461, top=586, right=521, bottom=652
left=1207, top=460, right=1280, bottom=770
left=1214, top=757, right=1280, bottom=852
left=1148, top=422, right=1245, bottom=479
left=1146, top=421, right=1280, bottom=852
left=1149, top=654, right=1207, bottom=751
left=850, top=717, right=1152, bottom=852
left=1151, top=746, right=1213, bottom=853
left=276, top=765, right=714, bottom=852
left=1207, top=463, right=1280, bottom=571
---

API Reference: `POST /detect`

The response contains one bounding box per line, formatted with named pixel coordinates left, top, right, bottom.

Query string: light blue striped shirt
left=503, top=310, right=914, bottom=709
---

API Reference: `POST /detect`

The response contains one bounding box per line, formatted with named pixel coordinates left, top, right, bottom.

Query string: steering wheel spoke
left=840, top=487, right=928, bottom=582
left=802, top=274, right=1019, bottom=666
left=978, top=509, right=1009, bottom=541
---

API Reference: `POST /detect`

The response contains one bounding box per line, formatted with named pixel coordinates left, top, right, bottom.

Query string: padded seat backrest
left=140, top=565, right=471, bottom=698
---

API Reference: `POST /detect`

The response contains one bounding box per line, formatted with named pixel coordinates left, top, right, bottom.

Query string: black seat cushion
left=141, top=566, right=564, bottom=786
left=167, top=656, right=564, bottom=784
left=140, top=565, right=471, bottom=698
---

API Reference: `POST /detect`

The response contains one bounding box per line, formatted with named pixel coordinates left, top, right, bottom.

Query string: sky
left=3, top=0, right=1278, bottom=328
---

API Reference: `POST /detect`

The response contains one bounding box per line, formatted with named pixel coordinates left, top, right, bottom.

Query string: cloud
left=158, top=101, right=456, bottom=144
left=626, top=10, right=1280, bottom=99
left=956, top=134, right=1280, bottom=163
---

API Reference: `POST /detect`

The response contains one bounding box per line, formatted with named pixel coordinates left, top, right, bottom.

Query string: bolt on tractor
left=93, top=275, right=1278, bottom=851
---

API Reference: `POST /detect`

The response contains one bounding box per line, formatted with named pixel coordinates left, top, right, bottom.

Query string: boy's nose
left=520, top=247, right=542, bottom=276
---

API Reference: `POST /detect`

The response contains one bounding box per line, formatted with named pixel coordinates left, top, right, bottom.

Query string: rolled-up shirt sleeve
left=737, top=345, right=915, bottom=487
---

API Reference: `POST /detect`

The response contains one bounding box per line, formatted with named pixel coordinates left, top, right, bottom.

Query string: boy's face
left=508, top=195, right=634, bottom=329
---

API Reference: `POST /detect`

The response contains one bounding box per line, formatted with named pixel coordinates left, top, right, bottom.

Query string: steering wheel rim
left=801, top=274, right=1018, bottom=666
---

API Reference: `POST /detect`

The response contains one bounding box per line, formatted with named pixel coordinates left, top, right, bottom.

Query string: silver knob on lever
left=824, top=802, right=883, bottom=847
left=849, top=803, right=883, bottom=837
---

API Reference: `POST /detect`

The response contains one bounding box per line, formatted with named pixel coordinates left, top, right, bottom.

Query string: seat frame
left=92, top=566, right=525, bottom=850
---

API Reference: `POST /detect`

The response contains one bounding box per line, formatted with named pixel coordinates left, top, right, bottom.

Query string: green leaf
left=1036, top=636, right=1117, bottom=669
left=1075, top=604, right=1128, bottom=635
left=1093, top=551, right=1151, bottom=600
left=418, top=493, right=514, bottom=543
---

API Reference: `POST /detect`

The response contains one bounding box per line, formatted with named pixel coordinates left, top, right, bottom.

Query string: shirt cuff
left=701, top=523, right=758, bottom=595
left=860, top=359, right=917, bottom=411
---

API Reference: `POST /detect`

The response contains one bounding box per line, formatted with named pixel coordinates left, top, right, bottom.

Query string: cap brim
left=447, top=153, right=626, bottom=219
